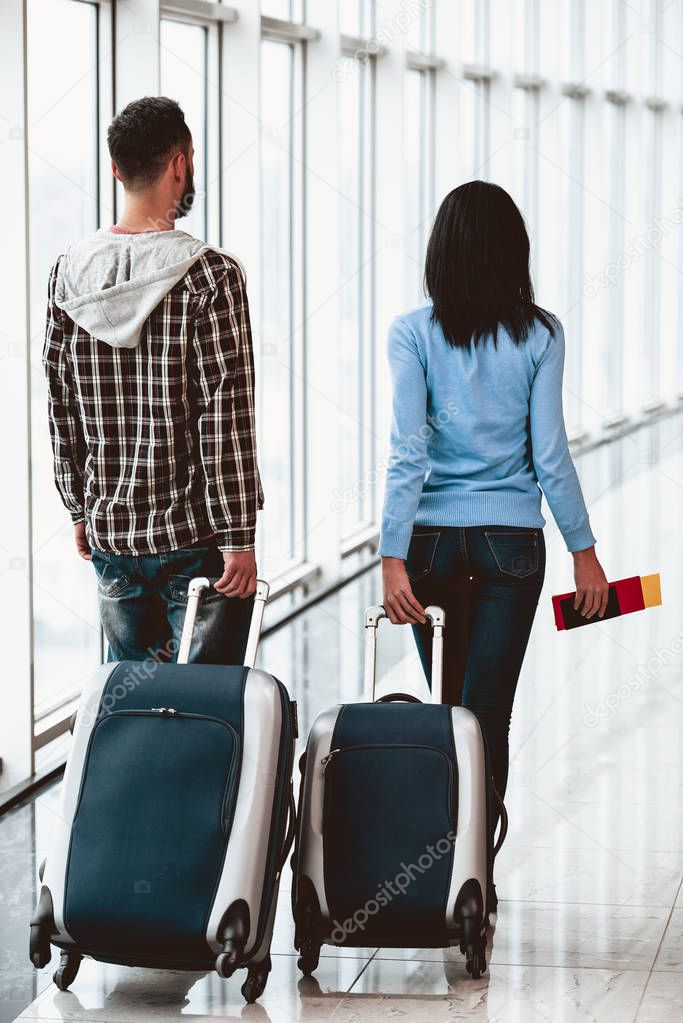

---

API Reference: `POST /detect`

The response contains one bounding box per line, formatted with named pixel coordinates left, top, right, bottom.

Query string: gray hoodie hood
left=54, top=228, right=219, bottom=349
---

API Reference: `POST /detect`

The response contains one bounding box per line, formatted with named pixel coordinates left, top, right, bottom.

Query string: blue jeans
left=91, top=541, right=253, bottom=664
left=407, top=525, right=545, bottom=800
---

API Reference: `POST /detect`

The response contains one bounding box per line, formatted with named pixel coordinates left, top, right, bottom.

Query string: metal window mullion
left=357, top=61, right=367, bottom=523
left=203, top=18, right=222, bottom=246
left=571, top=0, right=585, bottom=81
left=418, top=71, right=428, bottom=256
left=608, top=103, right=626, bottom=418
left=478, top=0, right=490, bottom=66
left=366, top=54, right=377, bottom=524
left=290, top=41, right=307, bottom=560
left=678, top=111, right=683, bottom=396
left=97, top=0, right=115, bottom=226
left=201, top=22, right=210, bottom=241
left=287, top=43, right=297, bottom=558
left=569, top=98, right=586, bottom=433
left=298, top=38, right=308, bottom=560
left=647, top=108, right=662, bottom=405
left=526, top=89, right=539, bottom=252
left=478, top=79, right=491, bottom=177
left=526, top=0, right=539, bottom=73
left=94, top=0, right=114, bottom=674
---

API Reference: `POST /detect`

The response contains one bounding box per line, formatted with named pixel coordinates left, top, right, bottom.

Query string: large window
left=556, top=97, right=587, bottom=437
left=404, top=68, right=434, bottom=308
left=160, top=19, right=209, bottom=241
left=259, top=39, right=305, bottom=574
left=510, top=86, right=540, bottom=251
left=26, top=0, right=103, bottom=724
left=338, top=56, right=376, bottom=538
left=6, top=0, right=683, bottom=794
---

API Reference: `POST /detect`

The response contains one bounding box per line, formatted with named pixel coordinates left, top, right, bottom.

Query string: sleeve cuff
left=70, top=512, right=85, bottom=524
left=216, top=526, right=256, bottom=552
left=563, top=523, right=597, bottom=553
left=378, top=524, right=413, bottom=560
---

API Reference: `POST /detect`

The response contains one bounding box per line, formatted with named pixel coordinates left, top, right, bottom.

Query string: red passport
left=552, top=573, right=661, bottom=631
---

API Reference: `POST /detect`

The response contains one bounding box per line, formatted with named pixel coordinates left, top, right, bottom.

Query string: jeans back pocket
left=92, top=554, right=132, bottom=599
left=405, top=531, right=441, bottom=581
left=484, top=530, right=539, bottom=578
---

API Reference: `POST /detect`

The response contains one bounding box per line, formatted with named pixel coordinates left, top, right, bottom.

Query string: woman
left=379, top=181, right=609, bottom=907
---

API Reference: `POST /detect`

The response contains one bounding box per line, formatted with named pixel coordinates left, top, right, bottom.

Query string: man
left=43, top=96, right=263, bottom=663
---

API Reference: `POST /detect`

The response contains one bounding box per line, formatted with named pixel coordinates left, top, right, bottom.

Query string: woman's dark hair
left=424, top=180, right=556, bottom=348
left=107, top=96, right=191, bottom=188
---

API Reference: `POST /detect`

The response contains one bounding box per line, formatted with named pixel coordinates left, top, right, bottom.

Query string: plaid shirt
left=43, top=250, right=263, bottom=554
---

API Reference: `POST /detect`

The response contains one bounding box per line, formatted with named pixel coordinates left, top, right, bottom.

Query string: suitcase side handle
left=363, top=604, right=445, bottom=704
left=177, top=577, right=270, bottom=667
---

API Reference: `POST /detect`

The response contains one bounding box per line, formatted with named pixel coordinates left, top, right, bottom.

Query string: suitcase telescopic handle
left=363, top=604, right=445, bottom=704
left=177, top=577, right=270, bottom=667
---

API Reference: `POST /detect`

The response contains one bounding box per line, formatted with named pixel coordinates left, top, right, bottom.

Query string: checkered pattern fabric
left=43, top=250, right=263, bottom=554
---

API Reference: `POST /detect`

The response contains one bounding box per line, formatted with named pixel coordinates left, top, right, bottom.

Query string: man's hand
left=573, top=545, right=609, bottom=619
left=382, top=557, right=426, bottom=625
left=215, top=550, right=257, bottom=599
left=74, top=521, right=91, bottom=561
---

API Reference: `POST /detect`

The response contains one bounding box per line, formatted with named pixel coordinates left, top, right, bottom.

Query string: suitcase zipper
left=320, top=742, right=458, bottom=923
left=72, top=709, right=240, bottom=839
left=321, top=743, right=456, bottom=812
left=320, top=748, right=340, bottom=773
left=321, top=742, right=454, bottom=784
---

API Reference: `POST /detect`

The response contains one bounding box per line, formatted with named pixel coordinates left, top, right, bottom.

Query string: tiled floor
left=5, top=412, right=683, bottom=1022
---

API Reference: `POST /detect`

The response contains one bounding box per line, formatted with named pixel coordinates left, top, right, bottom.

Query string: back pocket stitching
left=406, top=532, right=441, bottom=582
left=97, top=574, right=131, bottom=599
left=484, top=531, right=539, bottom=578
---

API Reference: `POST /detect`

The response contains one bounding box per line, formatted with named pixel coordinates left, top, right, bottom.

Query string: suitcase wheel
left=241, top=954, right=271, bottom=1004
left=296, top=939, right=320, bottom=977
left=29, top=887, right=54, bottom=970
left=215, top=952, right=238, bottom=979
left=53, top=951, right=82, bottom=991
left=462, top=920, right=487, bottom=980
left=465, top=944, right=486, bottom=980
left=215, top=900, right=250, bottom=979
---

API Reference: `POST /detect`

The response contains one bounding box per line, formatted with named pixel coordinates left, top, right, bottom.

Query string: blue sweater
left=379, top=303, right=595, bottom=560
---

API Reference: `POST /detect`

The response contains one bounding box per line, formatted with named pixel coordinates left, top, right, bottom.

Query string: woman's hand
left=382, top=557, right=427, bottom=625
left=572, top=546, right=609, bottom=619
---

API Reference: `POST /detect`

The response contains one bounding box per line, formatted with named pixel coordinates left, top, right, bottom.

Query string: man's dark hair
left=107, top=97, right=191, bottom=188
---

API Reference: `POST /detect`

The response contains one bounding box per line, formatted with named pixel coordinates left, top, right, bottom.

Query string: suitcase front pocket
left=322, top=744, right=456, bottom=947
left=64, top=709, right=240, bottom=964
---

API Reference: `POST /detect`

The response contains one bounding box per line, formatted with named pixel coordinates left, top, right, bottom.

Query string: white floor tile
left=636, top=972, right=683, bottom=1021
left=653, top=907, right=683, bottom=971
left=495, top=844, right=682, bottom=907
left=343, top=958, right=649, bottom=1022
left=373, top=901, right=670, bottom=971
left=16, top=952, right=374, bottom=1022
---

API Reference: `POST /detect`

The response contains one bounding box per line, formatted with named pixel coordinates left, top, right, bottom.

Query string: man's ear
left=111, top=160, right=123, bottom=182
left=171, top=149, right=186, bottom=182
